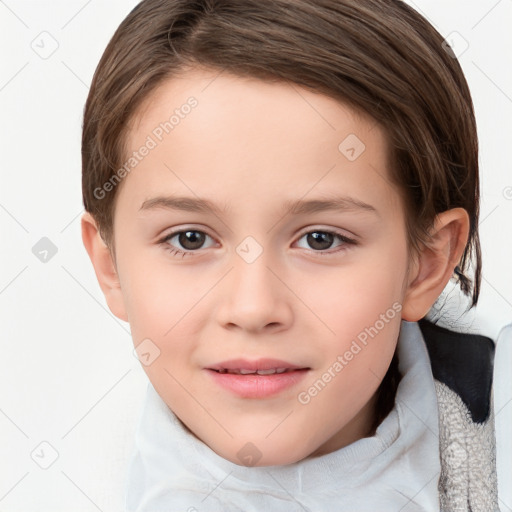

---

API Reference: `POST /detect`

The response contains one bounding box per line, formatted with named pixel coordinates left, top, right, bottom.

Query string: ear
left=81, top=212, right=129, bottom=322
left=401, top=207, right=470, bottom=322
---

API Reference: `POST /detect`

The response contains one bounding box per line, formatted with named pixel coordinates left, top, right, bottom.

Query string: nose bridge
left=231, top=234, right=278, bottom=300
left=216, top=234, right=291, bottom=331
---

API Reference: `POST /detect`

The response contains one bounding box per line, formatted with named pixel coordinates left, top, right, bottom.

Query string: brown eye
left=306, top=231, right=335, bottom=250
left=160, top=229, right=215, bottom=257
left=175, top=230, right=206, bottom=250
left=295, top=229, right=356, bottom=256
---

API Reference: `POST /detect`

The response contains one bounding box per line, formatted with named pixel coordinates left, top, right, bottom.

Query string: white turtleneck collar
left=125, top=320, right=441, bottom=511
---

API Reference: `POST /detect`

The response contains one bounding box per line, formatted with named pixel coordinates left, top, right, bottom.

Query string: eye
left=158, top=227, right=357, bottom=259
left=158, top=229, right=215, bottom=258
left=294, top=229, right=356, bottom=255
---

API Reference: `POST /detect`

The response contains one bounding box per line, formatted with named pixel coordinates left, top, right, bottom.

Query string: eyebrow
left=139, top=195, right=378, bottom=216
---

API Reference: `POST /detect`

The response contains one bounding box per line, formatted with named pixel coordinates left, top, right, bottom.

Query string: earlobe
left=401, top=208, right=470, bottom=322
left=81, top=212, right=129, bottom=322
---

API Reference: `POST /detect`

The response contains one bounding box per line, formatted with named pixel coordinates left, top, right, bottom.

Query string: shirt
left=125, top=320, right=442, bottom=511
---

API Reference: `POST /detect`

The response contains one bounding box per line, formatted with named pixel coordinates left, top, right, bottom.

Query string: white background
left=0, top=0, right=511, bottom=510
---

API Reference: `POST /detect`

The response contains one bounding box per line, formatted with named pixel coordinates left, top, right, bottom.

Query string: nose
left=215, top=248, right=293, bottom=334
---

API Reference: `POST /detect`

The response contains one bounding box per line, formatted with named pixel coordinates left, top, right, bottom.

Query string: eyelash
left=157, top=228, right=357, bottom=259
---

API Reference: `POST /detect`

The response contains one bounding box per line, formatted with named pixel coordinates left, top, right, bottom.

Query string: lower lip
left=206, top=369, right=309, bottom=398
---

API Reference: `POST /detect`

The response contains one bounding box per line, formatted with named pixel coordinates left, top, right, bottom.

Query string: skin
left=82, top=67, right=470, bottom=466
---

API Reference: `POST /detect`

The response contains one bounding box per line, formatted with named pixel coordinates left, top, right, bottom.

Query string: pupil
left=179, top=231, right=205, bottom=250
left=308, top=232, right=333, bottom=250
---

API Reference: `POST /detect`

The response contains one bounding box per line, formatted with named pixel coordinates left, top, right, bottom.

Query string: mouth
left=211, top=367, right=302, bottom=375
left=205, top=358, right=310, bottom=398
left=207, top=358, right=309, bottom=374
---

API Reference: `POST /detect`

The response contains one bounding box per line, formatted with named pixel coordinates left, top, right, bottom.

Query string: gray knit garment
left=434, top=380, right=499, bottom=511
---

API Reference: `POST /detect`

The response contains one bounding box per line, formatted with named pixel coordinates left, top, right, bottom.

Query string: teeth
left=216, top=368, right=295, bottom=375
left=256, top=368, right=277, bottom=375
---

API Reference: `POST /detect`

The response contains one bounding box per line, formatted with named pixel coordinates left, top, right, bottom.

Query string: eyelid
left=295, top=225, right=358, bottom=242
left=159, top=224, right=216, bottom=240
left=159, top=226, right=218, bottom=246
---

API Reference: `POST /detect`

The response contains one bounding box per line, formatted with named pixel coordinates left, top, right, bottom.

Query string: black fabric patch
left=418, top=318, right=495, bottom=424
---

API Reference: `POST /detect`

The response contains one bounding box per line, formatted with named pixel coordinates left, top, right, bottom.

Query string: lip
left=207, top=358, right=306, bottom=372
left=205, top=358, right=310, bottom=398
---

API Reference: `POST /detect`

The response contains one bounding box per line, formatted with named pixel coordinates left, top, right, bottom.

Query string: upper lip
left=207, top=358, right=309, bottom=372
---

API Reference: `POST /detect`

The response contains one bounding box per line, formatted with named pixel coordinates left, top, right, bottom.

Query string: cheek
left=298, top=261, right=404, bottom=422
left=118, top=255, right=216, bottom=380
left=309, top=255, right=406, bottom=338
left=116, top=249, right=191, bottom=342
left=119, top=259, right=206, bottom=397
left=301, top=239, right=407, bottom=383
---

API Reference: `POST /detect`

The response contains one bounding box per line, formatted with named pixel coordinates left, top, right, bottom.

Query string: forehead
left=119, top=67, right=401, bottom=219
left=128, top=66, right=378, bottom=149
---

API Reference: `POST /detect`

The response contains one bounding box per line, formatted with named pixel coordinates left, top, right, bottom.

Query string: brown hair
left=82, top=0, right=481, bottom=308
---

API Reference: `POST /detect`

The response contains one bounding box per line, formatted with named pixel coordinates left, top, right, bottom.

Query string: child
left=80, top=0, right=499, bottom=510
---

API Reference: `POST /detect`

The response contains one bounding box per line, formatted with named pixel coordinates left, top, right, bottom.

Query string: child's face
left=111, top=67, right=412, bottom=466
